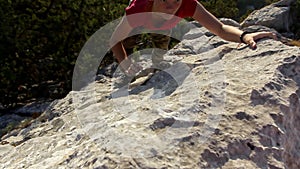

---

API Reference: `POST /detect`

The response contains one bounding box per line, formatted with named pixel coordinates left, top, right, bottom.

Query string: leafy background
left=1, top=0, right=298, bottom=109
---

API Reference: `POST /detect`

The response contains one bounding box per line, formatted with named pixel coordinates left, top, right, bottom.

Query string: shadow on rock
left=110, top=62, right=198, bottom=99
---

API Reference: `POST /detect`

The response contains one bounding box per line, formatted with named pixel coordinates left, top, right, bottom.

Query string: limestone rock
left=1, top=24, right=299, bottom=168
left=1, top=4, right=300, bottom=169
left=241, top=0, right=296, bottom=32
left=14, top=101, right=52, bottom=117
left=281, top=90, right=300, bottom=169
left=219, top=18, right=241, bottom=28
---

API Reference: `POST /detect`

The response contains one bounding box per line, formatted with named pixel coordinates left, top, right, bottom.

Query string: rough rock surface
left=281, top=90, right=300, bottom=168
left=1, top=24, right=299, bottom=168
left=241, top=0, right=296, bottom=32
left=0, top=101, right=52, bottom=138
left=1, top=1, right=300, bottom=169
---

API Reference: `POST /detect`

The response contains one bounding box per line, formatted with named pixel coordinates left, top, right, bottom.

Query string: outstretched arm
left=192, top=2, right=277, bottom=49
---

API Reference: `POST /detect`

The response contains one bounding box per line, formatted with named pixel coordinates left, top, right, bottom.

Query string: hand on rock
left=243, top=31, right=278, bottom=49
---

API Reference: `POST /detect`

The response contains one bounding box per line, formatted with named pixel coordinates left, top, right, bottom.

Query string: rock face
left=1, top=1, right=300, bottom=169
left=241, top=0, right=296, bottom=32
left=281, top=90, right=300, bottom=168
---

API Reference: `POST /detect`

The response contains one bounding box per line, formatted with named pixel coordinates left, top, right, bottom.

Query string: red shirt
left=125, top=0, right=198, bottom=30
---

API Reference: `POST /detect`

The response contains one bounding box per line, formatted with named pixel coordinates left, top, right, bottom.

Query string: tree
left=0, top=0, right=128, bottom=108
left=200, top=0, right=239, bottom=20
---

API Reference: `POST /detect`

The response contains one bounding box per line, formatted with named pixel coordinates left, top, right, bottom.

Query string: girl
left=110, top=0, right=277, bottom=76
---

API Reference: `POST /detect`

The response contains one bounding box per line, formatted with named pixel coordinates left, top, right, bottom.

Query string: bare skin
left=110, top=0, right=277, bottom=76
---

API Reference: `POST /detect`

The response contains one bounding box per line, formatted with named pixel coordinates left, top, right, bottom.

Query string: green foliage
left=0, top=0, right=128, bottom=108
left=291, top=0, right=300, bottom=39
left=200, top=0, right=239, bottom=20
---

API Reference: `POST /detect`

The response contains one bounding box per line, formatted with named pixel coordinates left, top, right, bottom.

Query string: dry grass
left=288, top=40, right=300, bottom=47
